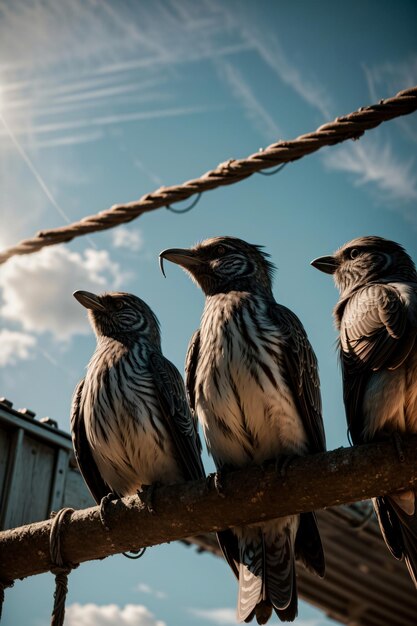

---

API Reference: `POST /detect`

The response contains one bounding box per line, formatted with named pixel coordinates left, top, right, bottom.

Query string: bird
left=160, top=236, right=326, bottom=623
left=71, top=290, right=205, bottom=538
left=311, top=235, right=417, bottom=586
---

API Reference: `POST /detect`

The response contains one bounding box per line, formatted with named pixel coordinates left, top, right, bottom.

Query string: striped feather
left=194, top=292, right=310, bottom=468
left=174, top=237, right=326, bottom=624
left=189, top=292, right=318, bottom=622
left=237, top=531, right=264, bottom=622
left=72, top=292, right=204, bottom=505
left=264, top=531, right=294, bottom=611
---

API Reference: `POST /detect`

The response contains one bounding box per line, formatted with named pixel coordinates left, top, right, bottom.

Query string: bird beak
left=159, top=248, right=202, bottom=277
left=73, top=290, right=106, bottom=311
left=310, top=255, right=339, bottom=275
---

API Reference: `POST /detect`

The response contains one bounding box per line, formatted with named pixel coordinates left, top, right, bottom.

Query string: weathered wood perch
left=1, top=437, right=417, bottom=582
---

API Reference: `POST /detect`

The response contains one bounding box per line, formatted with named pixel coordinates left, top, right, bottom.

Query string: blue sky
left=1, top=1, right=416, bottom=625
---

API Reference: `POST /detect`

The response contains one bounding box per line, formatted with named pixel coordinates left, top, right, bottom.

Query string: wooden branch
left=1, top=437, right=417, bottom=582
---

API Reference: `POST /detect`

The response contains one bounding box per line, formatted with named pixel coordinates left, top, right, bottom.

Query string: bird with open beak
left=160, top=237, right=326, bottom=623
left=71, top=290, right=205, bottom=539
left=312, top=235, right=417, bottom=586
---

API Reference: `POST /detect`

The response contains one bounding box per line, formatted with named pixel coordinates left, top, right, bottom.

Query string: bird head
left=73, top=290, right=161, bottom=344
left=159, top=236, right=275, bottom=296
left=311, top=236, right=417, bottom=296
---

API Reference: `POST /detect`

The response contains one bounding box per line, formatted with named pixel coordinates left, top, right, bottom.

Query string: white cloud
left=0, top=1, right=237, bottom=150
left=0, top=110, right=73, bottom=225
left=188, top=607, right=238, bottom=625
left=1, top=105, right=217, bottom=139
left=211, top=2, right=333, bottom=119
left=188, top=608, right=327, bottom=626
left=112, top=227, right=144, bottom=252
left=0, top=245, right=124, bottom=341
left=216, top=60, right=282, bottom=140
left=136, top=582, right=167, bottom=600
left=0, top=329, right=36, bottom=366
left=133, top=159, right=164, bottom=188
left=363, top=57, right=417, bottom=144
left=32, top=130, right=104, bottom=149
left=364, top=56, right=417, bottom=102
left=65, top=603, right=165, bottom=626
left=0, top=146, right=56, bottom=249
left=0, top=0, right=333, bottom=155
left=323, top=137, right=417, bottom=204
left=250, top=33, right=332, bottom=119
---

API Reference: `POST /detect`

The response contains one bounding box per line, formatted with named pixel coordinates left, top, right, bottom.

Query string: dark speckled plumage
left=71, top=290, right=204, bottom=506
left=312, top=235, right=417, bottom=586
left=161, top=237, right=326, bottom=623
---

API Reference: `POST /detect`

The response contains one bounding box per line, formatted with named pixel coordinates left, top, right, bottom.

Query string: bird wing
left=340, top=283, right=416, bottom=441
left=70, top=379, right=111, bottom=504
left=216, top=529, right=240, bottom=579
left=185, top=332, right=241, bottom=580
left=184, top=328, right=200, bottom=414
left=270, top=303, right=326, bottom=454
left=340, top=283, right=413, bottom=371
left=149, top=351, right=205, bottom=481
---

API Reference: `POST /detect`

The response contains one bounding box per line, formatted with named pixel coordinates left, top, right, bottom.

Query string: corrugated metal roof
left=186, top=503, right=417, bottom=626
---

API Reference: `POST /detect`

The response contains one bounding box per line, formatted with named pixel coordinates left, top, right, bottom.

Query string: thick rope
left=0, top=86, right=416, bottom=265
left=0, top=578, right=14, bottom=621
left=49, top=508, right=78, bottom=626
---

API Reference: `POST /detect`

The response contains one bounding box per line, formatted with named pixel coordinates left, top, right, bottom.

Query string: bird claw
left=274, top=454, right=298, bottom=478
left=206, top=465, right=234, bottom=498
left=205, top=472, right=224, bottom=497
left=138, top=483, right=161, bottom=514
left=260, top=458, right=273, bottom=473
left=101, top=492, right=147, bottom=558
left=214, top=471, right=226, bottom=498
left=99, top=492, right=119, bottom=531
left=391, top=432, right=405, bottom=463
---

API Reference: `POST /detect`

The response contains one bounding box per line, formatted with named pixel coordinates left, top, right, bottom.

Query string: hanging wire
left=257, top=163, right=288, bottom=176
left=123, top=548, right=147, bottom=559
left=166, top=192, right=202, bottom=214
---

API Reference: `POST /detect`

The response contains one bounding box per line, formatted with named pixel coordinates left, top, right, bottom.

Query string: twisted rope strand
left=49, top=508, right=78, bottom=626
left=0, top=86, right=416, bottom=265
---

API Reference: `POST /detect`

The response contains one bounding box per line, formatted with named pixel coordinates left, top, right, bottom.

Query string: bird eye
left=216, top=245, right=226, bottom=256
left=115, top=300, right=125, bottom=311
left=350, top=248, right=360, bottom=260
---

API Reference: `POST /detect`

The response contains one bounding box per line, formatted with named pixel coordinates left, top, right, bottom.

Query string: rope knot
left=49, top=507, right=78, bottom=626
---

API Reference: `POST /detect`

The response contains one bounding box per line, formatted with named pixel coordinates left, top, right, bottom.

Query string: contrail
left=0, top=111, right=97, bottom=248
left=39, top=347, right=77, bottom=378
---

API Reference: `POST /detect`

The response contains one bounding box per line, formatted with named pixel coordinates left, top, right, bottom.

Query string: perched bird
left=160, top=237, right=326, bottom=623
left=71, top=290, right=205, bottom=531
left=312, top=236, right=417, bottom=585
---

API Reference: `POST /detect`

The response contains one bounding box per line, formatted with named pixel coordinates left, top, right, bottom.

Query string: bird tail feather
left=237, top=533, right=264, bottom=623
left=402, top=522, right=417, bottom=587
left=373, top=496, right=403, bottom=559
left=294, top=512, right=325, bottom=578
left=236, top=528, right=297, bottom=624
left=264, top=531, right=295, bottom=611
left=272, top=565, right=297, bottom=622
left=374, top=494, right=417, bottom=588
